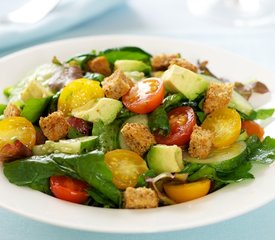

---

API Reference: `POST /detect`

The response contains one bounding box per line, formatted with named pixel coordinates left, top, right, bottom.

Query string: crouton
left=124, top=187, right=159, bottom=209
left=87, top=56, right=112, bottom=76
left=101, top=69, right=133, bottom=99
left=151, top=54, right=179, bottom=71
left=3, top=103, right=21, bottom=118
left=188, top=125, right=214, bottom=159
left=121, top=123, right=156, bottom=156
left=203, top=82, right=234, bottom=114
left=39, top=111, right=69, bottom=141
left=169, top=58, right=198, bottom=73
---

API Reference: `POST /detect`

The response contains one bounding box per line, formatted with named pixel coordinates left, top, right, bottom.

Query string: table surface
left=1, top=1, right=275, bottom=239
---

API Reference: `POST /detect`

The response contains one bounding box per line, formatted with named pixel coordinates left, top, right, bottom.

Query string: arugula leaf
left=92, top=120, right=122, bottom=153
left=102, top=47, right=152, bottom=65
left=247, top=135, right=275, bottom=164
left=148, top=106, right=170, bottom=135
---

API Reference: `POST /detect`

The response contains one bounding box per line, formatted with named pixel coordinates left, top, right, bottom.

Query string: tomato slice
left=104, top=149, right=148, bottom=190
left=242, top=120, right=264, bottom=140
left=50, top=176, right=89, bottom=204
left=201, top=107, right=241, bottom=148
left=154, top=106, right=196, bottom=146
left=0, top=117, right=36, bottom=150
left=122, top=78, right=165, bottom=114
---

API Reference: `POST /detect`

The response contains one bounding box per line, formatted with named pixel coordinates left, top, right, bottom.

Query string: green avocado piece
left=147, top=144, right=184, bottom=174
left=114, top=60, right=151, bottom=74
left=162, top=64, right=208, bottom=100
left=72, top=98, right=123, bottom=125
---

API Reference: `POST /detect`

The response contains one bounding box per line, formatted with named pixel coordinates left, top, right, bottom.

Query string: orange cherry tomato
left=242, top=120, right=264, bottom=140
left=154, top=106, right=196, bottom=146
left=201, top=108, right=241, bottom=148
left=50, top=176, right=89, bottom=204
left=122, top=78, right=165, bottom=114
left=164, top=179, right=211, bottom=203
left=104, top=149, right=148, bottom=190
left=0, top=117, right=36, bottom=150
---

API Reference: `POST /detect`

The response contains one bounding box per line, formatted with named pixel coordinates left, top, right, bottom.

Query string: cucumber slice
left=118, top=114, right=149, bottom=149
left=33, top=136, right=98, bottom=155
left=183, top=141, right=247, bottom=172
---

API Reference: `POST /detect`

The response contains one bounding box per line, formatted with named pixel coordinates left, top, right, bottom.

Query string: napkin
left=0, top=0, right=125, bottom=53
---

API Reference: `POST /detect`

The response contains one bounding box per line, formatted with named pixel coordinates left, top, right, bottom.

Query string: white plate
left=0, top=35, right=275, bottom=233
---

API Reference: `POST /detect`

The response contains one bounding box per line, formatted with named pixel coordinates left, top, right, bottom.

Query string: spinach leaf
left=116, top=107, right=136, bottom=120
left=66, top=53, right=97, bottom=71
left=87, top=188, right=116, bottom=208
left=136, top=169, right=157, bottom=187
left=240, top=108, right=274, bottom=120
left=247, top=135, right=275, bottom=164
left=21, top=97, right=51, bottom=123
left=84, top=72, right=105, bottom=82
left=47, top=91, right=60, bottom=114
left=3, top=156, right=64, bottom=194
left=148, top=106, right=170, bottom=135
left=92, top=120, right=122, bottom=152
left=102, top=47, right=152, bottom=65
left=162, top=93, right=186, bottom=111
left=52, top=151, right=121, bottom=206
left=0, top=104, right=6, bottom=115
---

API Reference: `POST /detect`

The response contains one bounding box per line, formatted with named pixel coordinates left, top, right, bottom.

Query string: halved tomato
left=50, top=176, right=89, bottom=204
left=154, top=106, right=196, bottom=146
left=104, top=149, right=148, bottom=190
left=242, top=120, right=264, bottom=140
left=122, top=78, right=165, bottom=114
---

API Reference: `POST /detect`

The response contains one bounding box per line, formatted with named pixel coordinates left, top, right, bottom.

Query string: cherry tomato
left=154, top=106, right=196, bottom=146
left=201, top=107, right=241, bottom=148
left=104, top=149, right=148, bottom=190
left=50, top=176, right=89, bottom=204
left=58, top=78, right=104, bottom=115
left=164, top=179, right=211, bottom=203
left=122, top=78, right=165, bottom=114
left=242, top=120, right=264, bottom=140
left=0, top=117, right=36, bottom=150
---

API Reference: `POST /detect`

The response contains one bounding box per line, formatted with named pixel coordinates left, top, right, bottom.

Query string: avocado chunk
left=114, top=60, right=151, bottom=74
left=147, top=144, right=184, bottom=174
left=33, top=136, right=98, bottom=155
left=72, top=98, right=122, bottom=125
left=162, top=64, right=208, bottom=100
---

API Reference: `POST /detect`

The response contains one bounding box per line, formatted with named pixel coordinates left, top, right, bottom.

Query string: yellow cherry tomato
left=0, top=117, right=36, bottom=149
left=164, top=179, right=211, bottom=203
left=201, top=107, right=241, bottom=148
left=58, top=78, right=104, bottom=115
left=104, top=149, right=148, bottom=190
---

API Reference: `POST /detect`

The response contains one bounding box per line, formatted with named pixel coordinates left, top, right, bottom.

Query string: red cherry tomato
left=122, top=78, right=165, bottom=114
left=154, top=106, right=196, bottom=146
left=50, top=176, right=89, bottom=204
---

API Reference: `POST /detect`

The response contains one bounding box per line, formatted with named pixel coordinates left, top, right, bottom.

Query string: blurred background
left=1, top=0, right=275, bottom=240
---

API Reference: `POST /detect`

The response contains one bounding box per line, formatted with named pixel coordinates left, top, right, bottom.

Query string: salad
left=0, top=46, right=274, bottom=209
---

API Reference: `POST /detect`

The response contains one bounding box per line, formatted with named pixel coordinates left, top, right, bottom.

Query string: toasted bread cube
left=39, top=111, right=69, bottom=141
left=151, top=54, right=179, bottom=71
left=124, top=187, right=159, bottom=209
left=169, top=58, right=198, bottom=73
left=203, top=82, right=234, bottom=114
left=101, top=69, right=132, bottom=99
left=121, top=123, right=156, bottom=156
left=87, top=56, right=112, bottom=76
left=3, top=103, right=21, bottom=118
left=188, top=125, right=214, bottom=159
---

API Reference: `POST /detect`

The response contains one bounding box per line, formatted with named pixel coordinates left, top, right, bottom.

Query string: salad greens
left=0, top=46, right=274, bottom=209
